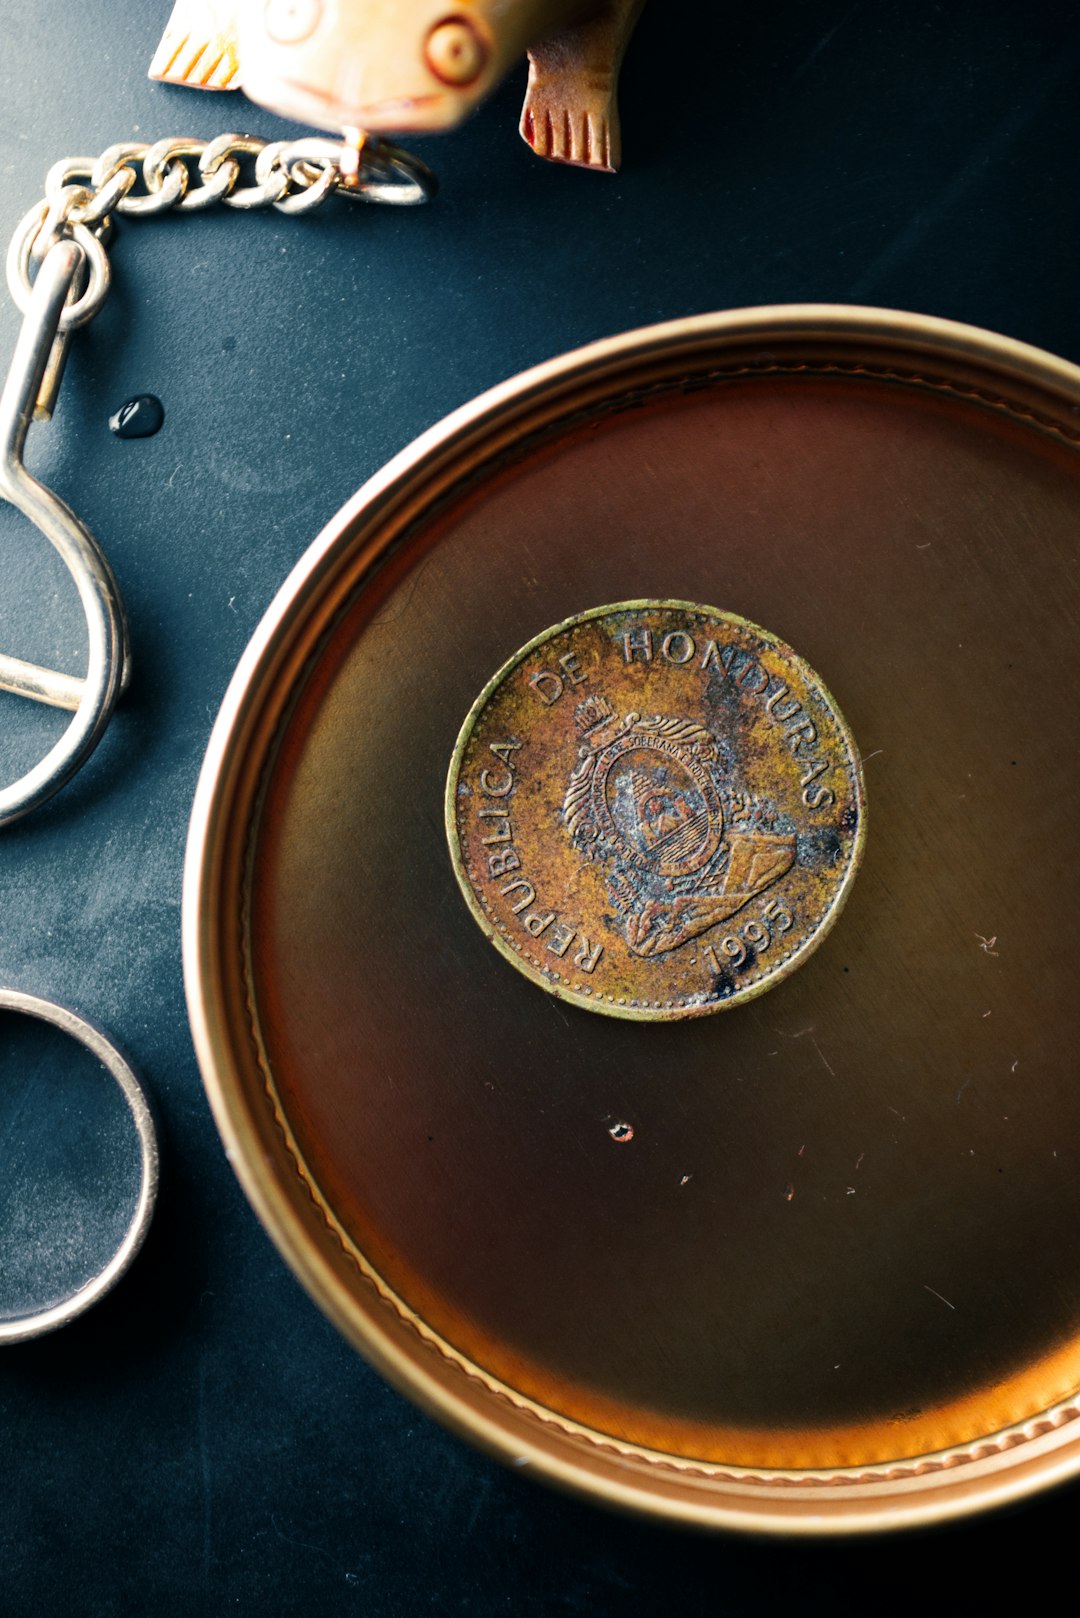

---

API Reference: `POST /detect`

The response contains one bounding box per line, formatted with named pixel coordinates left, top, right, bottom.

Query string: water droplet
left=109, top=394, right=165, bottom=439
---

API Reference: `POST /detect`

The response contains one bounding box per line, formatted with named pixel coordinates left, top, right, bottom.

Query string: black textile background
left=1, top=1, right=1078, bottom=1611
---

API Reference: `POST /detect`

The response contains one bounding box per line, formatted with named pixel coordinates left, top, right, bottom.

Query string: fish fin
left=520, top=0, right=645, bottom=171
left=521, top=94, right=618, bottom=173
left=148, top=0, right=242, bottom=90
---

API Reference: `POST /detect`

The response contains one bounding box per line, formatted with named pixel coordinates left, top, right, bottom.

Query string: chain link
left=0, top=129, right=434, bottom=828
left=7, top=132, right=436, bottom=329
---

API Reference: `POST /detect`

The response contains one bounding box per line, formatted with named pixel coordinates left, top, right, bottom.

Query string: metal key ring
left=6, top=201, right=111, bottom=329
left=0, top=988, right=159, bottom=1343
left=283, top=136, right=438, bottom=206
left=0, top=238, right=128, bottom=828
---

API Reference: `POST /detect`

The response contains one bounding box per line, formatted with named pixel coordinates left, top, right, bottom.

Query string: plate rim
left=183, top=302, right=1080, bottom=1534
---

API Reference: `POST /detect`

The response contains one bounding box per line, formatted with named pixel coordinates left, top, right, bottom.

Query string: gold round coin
left=446, top=600, right=866, bottom=1019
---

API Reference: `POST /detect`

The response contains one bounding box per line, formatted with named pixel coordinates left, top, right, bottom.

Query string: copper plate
left=184, top=305, right=1080, bottom=1534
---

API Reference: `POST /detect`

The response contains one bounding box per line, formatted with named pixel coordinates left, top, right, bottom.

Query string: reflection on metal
left=185, top=304, right=1080, bottom=1533
left=0, top=240, right=128, bottom=827
left=0, top=987, right=159, bottom=1343
left=445, top=601, right=865, bottom=1018
left=0, top=131, right=434, bottom=827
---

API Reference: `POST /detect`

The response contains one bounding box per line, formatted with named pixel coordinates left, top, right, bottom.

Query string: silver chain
left=6, top=132, right=436, bottom=330
left=0, top=130, right=435, bottom=826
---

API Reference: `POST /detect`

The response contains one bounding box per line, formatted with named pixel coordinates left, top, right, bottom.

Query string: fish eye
left=424, top=16, right=489, bottom=87
left=263, top=0, right=323, bottom=44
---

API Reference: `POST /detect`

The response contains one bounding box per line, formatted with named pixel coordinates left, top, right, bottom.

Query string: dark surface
left=1, top=0, right=1079, bottom=1610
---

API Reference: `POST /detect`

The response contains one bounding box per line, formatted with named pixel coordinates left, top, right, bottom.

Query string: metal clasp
left=0, top=237, right=128, bottom=827
left=283, top=134, right=438, bottom=207
left=0, top=129, right=434, bottom=827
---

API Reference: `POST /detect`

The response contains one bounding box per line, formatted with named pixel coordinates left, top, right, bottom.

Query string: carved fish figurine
left=149, top=0, right=644, bottom=171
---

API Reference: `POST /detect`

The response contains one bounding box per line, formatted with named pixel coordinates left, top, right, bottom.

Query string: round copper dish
left=184, top=306, right=1080, bottom=1534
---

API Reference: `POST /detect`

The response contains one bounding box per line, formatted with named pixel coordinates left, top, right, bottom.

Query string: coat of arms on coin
left=445, top=601, right=865, bottom=1019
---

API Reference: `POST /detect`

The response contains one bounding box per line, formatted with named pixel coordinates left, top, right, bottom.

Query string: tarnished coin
left=446, top=601, right=866, bottom=1019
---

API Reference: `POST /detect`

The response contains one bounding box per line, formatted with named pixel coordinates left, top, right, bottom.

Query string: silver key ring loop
left=6, top=201, right=111, bottom=329
left=0, top=987, right=159, bottom=1344
left=285, top=136, right=438, bottom=206
left=0, top=240, right=127, bottom=827
left=0, top=128, right=434, bottom=827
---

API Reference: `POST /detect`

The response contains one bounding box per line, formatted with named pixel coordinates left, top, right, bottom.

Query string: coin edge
left=443, top=599, right=868, bottom=1022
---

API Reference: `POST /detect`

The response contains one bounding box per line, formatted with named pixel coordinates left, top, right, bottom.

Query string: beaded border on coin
left=445, top=599, right=867, bottom=1021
